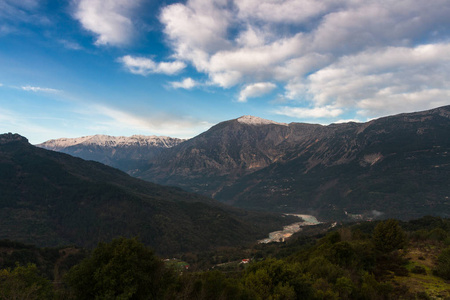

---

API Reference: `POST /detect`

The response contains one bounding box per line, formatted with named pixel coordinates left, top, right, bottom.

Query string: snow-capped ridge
left=236, top=115, right=287, bottom=126
left=37, top=134, right=185, bottom=150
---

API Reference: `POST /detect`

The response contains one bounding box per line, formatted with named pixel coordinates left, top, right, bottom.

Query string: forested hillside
left=1, top=217, right=449, bottom=299
left=0, top=133, right=296, bottom=255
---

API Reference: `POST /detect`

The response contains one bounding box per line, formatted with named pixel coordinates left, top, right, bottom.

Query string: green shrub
left=0, top=263, right=54, bottom=300
left=433, top=247, right=450, bottom=280
left=65, top=237, right=175, bottom=299
left=372, top=220, right=406, bottom=253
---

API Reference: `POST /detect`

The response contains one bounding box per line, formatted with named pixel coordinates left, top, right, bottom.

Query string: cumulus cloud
left=159, top=0, right=450, bottom=117
left=235, top=0, right=330, bottom=24
left=169, top=78, right=198, bottom=90
left=21, top=86, right=61, bottom=93
left=118, top=55, right=186, bottom=76
left=239, top=82, right=277, bottom=102
left=294, top=43, right=450, bottom=117
left=74, top=0, right=141, bottom=46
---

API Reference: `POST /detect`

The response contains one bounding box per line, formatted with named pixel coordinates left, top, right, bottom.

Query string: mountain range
left=0, top=133, right=296, bottom=254
left=37, top=134, right=184, bottom=173
left=37, top=106, right=450, bottom=221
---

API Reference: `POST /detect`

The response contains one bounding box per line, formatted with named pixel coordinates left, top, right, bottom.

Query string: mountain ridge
left=36, top=134, right=185, bottom=173
left=38, top=134, right=185, bottom=149
left=35, top=106, right=450, bottom=220
left=139, top=105, right=450, bottom=220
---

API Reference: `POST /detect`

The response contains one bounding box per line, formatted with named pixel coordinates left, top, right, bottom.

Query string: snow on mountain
left=236, top=115, right=287, bottom=126
left=37, top=134, right=185, bottom=150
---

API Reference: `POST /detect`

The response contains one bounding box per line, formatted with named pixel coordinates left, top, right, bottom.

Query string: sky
left=1, top=0, right=450, bottom=144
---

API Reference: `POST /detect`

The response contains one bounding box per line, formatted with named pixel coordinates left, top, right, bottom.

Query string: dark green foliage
left=373, top=220, right=407, bottom=253
left=433, top=247, right=450, bottom=280
left=428, top=228, right=448, bottom=241
left=0, top=240, right=86, bottom=281
left=1, top=218, right=449, bottom=299
left=243, top=258, right=313, bottom=299
left=65, top=237, right=174, bottom=299
left=0, top=263, right=54, bottom=300
left=327, top=242, right=355, bottom=267
left=0, top=136, right=295, bottom=255
left=174, top=271, right=252, bottom=300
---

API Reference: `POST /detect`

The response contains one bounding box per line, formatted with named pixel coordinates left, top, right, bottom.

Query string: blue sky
left=1, top=0, right=450, bottom=144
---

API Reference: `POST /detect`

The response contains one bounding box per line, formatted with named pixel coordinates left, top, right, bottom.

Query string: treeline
left=0, top=217, right=449, bottom=299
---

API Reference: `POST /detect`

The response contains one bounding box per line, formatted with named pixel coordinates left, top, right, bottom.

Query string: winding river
left=258, top=214, right=321, bottom=243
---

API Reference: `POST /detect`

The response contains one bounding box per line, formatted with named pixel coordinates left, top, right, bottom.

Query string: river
left=258, top=214, right=321, bottom=243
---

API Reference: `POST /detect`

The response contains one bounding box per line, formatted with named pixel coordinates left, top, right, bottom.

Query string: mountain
left=37, top=134, right=185, bottom=173
left=138, top=106, right=450, bottom=220
left=0, top=133, right=296, bottom=255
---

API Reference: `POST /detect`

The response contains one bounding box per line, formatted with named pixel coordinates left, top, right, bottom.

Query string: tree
left=434, top=247, right=450, bottom=280
left=372, top=219, right=406, bottom=253
left=65, top=237, right=174, bottom=299
left=0, top=263, right=54, bottom=300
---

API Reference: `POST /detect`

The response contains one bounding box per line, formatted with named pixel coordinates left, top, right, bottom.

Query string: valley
left=1, top=106, right=449, bottom=299
left=3, top=1, right=450, bottom=298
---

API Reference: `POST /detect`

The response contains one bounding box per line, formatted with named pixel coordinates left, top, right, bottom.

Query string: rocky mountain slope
left=138, top=106, right=450, bottom=220
left=36, top=106, right=450, bottom=221
left=37, top=134, right=185, bottom=173
left=0, top=133, right=296, bottom=254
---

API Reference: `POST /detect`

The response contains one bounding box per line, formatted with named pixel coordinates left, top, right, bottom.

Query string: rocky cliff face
left=138, top=116, right=302, bottom=195
left=37, top=135, right=185, bottom=173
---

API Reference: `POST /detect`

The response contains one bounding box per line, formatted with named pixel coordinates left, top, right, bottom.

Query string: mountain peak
left=236, top=115, right=287, bottom=126
left=0, top=133, right=28, bottom=144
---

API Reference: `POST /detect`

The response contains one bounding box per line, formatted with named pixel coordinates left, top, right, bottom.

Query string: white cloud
left=295, top=43, right=450, bottom=117
left=275, top=106, right=343, bottom=118
left=21, top=86, right=61, bottom=93
left=90, top=104, right=212, bottom=138
left=160, top=0, right=231, bottom=56
left=235, top=0, right=333, bottom=24
left=159, top=0, right=450, bottom=119
left=74, top=0, right=141, bottom=46
left=239, top=82, right=277, bottom=102
left=169, top=78, right=198, bottom=90
left=118, top=55, right=186, bottom=76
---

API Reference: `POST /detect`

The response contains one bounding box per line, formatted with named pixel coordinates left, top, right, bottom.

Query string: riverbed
left=258, top=214, right=321, bottom=243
